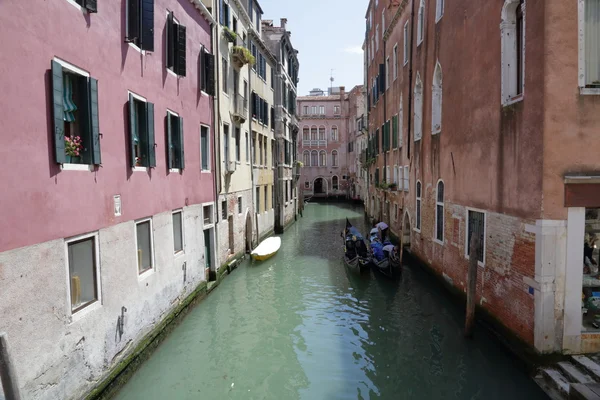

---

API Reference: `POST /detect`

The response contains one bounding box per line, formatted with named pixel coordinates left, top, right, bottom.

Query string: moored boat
left=251, top=236, right=281, bottom=261
left=342, top=219, right=371, bottom=274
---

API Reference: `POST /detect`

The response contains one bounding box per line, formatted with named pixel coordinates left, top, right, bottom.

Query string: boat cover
left=347, top=227, right=364, bottom=241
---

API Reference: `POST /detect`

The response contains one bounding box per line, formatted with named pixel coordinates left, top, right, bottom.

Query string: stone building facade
left=364, top=0, right=600, bottom=354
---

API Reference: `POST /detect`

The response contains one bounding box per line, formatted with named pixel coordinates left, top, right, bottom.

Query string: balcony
left=231, top=46, right=255, bottom=69
left=230, top=94, right=247, bottom=124
left=301, top=139, right=327, bottom=147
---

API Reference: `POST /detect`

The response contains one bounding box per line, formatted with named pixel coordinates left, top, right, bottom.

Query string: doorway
left=314, top=178, right=324, bottom=194
left=203, top=228, right=216, bottom=282
left=245, top=212, right=253, bottom=253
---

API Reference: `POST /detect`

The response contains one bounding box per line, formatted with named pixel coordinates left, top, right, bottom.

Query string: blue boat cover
left=347, top=227, right=364, bottom=240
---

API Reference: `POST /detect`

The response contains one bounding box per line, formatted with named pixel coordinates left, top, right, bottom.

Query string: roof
left=298, top=95, right=348, bottom=101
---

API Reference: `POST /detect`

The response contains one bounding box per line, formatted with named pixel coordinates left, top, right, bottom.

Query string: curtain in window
left=63, top=74, right=77, bottom=122
left=586, top=0, right=600, bottom=85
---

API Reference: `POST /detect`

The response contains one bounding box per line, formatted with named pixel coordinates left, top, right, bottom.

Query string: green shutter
left=166, top=12, right=174, bottom=69
left=128, top=94, right=137, bottom=167
left=51, top=60, right=66, bottom=164
left=179, top=116, right=185, bottom=169
left=392, top=116, right=398, bottom=148
left=176, top=25, right=187, bottom=77
left=166, top=114, right=173, bottom=169
left=146, top=102, right=156, bottom=167
left=89, top=78, right=101, bottom=164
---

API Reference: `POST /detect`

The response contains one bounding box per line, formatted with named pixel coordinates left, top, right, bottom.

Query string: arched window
left=311, top=126, right=318, bottom=141
left=501, top=0, right=525, bottom=105
left=432, top=63, right=442, bottom=135
left=311, top=150, right=318, bottom=167
left=417, top=0, right=425, bottom=45
left=414, top=73, right=423, bottom=141
left=319, top=150, right=327, bottom=166
left=416, top=181, right=422, bottom=231
left=332, top=176, right=339, bottom=190
left=332, top=150, right=338, bottom=167
left=318, top=126, right=326, bottom=141
left=302, top=127, right=309, bottom=141
left=435, top=181, right=444, bottom=242
left=331, top=126, right=338, bottom=141
left=303, top=151, right=310, bottom=166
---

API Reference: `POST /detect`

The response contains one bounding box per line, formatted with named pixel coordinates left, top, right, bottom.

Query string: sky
left=258, top=0, right=367, bottom=95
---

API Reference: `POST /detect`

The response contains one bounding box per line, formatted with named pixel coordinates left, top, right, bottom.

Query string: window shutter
left=141, top=0, right=155, bottom=51
left=219, top=0, right=224, bottom=25
left=166, top=114, right=173, bottom=169
left=89, top=78, right=101, bottom=164
left=127, top=0, right=140, bottom=41
left=166, top=12, right=174, bottom=69
left=51, top=60, right=66, bottom=164
left=128, top=94, right=137, bottom=167
left=392, top=115, right=398, bottom=148
left=83, top=0, right=98, bottom=13
left=176, top=24, right=187, bottom=76
left=146, top=102, right=156, bottom=167
left=205, top=52, right=215, bottom=96
left=179, top=116, right=185, bottom=169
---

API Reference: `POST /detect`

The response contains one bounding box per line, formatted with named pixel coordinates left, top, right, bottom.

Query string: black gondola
left=369, top=223, right=402, bottom=279
left=342, top=219, right=371, bottom=273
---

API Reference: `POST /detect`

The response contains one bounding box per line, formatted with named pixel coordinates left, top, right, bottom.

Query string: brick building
left=364, top=0, right=600, bottom=354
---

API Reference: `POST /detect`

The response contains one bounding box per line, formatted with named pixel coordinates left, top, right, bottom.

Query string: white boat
left=251, top=236, right=281, bottom=261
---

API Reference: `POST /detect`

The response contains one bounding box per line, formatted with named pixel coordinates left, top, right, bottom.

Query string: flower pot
left=66, top=155, right=80, bottom=164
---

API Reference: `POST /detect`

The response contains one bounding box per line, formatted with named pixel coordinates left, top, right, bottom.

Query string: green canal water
left=114, top=203, right=547, bottom=400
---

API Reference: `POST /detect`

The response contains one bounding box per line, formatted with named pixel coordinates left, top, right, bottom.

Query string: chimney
left=280, top=18, right=287, bottom=29
left=340, top=86, right=346, bottom=98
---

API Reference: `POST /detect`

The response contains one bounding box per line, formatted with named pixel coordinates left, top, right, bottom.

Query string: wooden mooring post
left=465, top=229, right=480, bottom=338
left=0, top=333, right=21, bottom=400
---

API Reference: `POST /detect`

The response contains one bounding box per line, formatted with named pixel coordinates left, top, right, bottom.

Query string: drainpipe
left=248, top=43, right=257, bottom=247
left=211, top=18, right=222, bottom=274
left=383, top=31, right=388, bottom=225
left=407, top=0, right=416, bottom=160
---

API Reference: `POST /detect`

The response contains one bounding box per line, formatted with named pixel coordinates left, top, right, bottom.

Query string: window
left=303, top=127, right=309, bottom=141
left=393, top=165, right=399, bottom=185
left=376, top=25, right=379, bottom=51
left=201, top=126, right=210, bottom=171
left=467, top=210, right=485, bottom=264
left=501, top=0, right=525, bottom=104
left=305, top=181, right=310, bottom=189
left=312, top=106, right=317, bottom=114
left=238, top=197, right=242, bottom=214
left=332, top=176, right=339, bottom=190
left=303, top=151, right=310, bottom=166
left=166, top=12, right=187, bottom=76
left=222, top=57, right=228, bottom=94
left=223, top=124, right=230, bottom=166
left=221, top=200, right=227, bottom=219
left=51, top=59, right=101, bottom=166
left=271, top=185, right=275, bottom=209
left=393, top=44, right=398, bottom=80
left=256, top=187, right=260, bottom=213
left=311, top=150, right=318, bottom=166
left=220, top=0, right=230, bottom=27
left=371, top=37, right=375, bottom=60
left=67, top=234, right=99, bottom=312
left=385, top=57, right=390, bottom=90
left=319, top=127, right=326, bottom=141
left=235, top=126, right=240, bottom=162
left=581, top=0, right=600, bottom=89
left=432, top=63, right=442, bottom=134
left=399, top=95, right=404, bottom=147
left=436, top=0, right=444, bottom=22
left=416, top=181, right=422, bottom=231
left=403, top=22, right=409, bottom=65
left=245, top=131, right=249, bottom=162
left=382, top=10, right=385, bottom=36
left=128, top=93, right=156, bottom=168
left=334, top=105, right=340, bottom=115
left=392, top=114, right=399, bottom=148
left=126, top=0, right=154, bottom=51
left=435, top=181, right=444, bottom=242
left=414, top=73, right=423, bottom=141
left=271, top=67, right=275, bottom=89
left=403, top=165, right=409, bottom=191
left=136, top=219, right=154, bottom=274
left=167, top=111, right=185, bottom=170
left=264, top=186, right=268, bottom=211
left=331, top=126, right=338, bottom=141
left=203, top=204, right=213, bottom=225
left=332, top=150, right=338, bottom=167
left=69, top=0, right=98, bottom=12
left=417, top=0, right=425, bottom=45
left=319, top=150, right=327, bottom=166
left=272, top=139, right=276, bottom=168
left=319, top=105, right=325, bottom=115
left=173, top=211, right=184, bottom=253
left=303, top=106, right=309, bottom=115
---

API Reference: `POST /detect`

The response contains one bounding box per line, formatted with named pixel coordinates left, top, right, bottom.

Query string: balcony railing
left=301, top=139, right=327, bottom=147
left=231, top=94, right=247, bottom=123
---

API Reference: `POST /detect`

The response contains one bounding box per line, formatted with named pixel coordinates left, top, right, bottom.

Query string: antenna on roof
left=330, top=69, right=335, bottom=93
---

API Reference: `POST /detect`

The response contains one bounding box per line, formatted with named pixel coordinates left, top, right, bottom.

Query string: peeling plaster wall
left=0, top=206, right=209, bottom=400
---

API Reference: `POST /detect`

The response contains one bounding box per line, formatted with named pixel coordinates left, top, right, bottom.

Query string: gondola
left=369, top=222, right=402, bottom=279
left=342, top=219, right=371, bottom=274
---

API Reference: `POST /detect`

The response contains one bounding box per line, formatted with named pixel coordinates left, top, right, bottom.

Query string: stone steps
left=536, top=355, right=600, bottom=399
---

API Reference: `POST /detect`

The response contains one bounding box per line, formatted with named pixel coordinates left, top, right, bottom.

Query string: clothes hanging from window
left=63, top=74, right=77, bottom=122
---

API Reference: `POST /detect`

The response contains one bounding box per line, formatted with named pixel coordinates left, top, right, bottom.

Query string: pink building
left=298, top=87, right=354, bottom=199
left=0, top=0, right=216, bottom=398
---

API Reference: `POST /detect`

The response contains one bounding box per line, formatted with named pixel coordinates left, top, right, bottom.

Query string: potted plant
left=296, top=161, right=304, bottom=168
left=389, top=182, right=398, bottom=191
left=65, top=135, right=83, bottom=163
left=231, top=46, right=255, bottom=68
left=222, top=27, right=237, bottom=43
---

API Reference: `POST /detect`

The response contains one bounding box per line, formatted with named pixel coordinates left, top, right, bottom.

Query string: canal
left=114, top=203, right=547, bottom=400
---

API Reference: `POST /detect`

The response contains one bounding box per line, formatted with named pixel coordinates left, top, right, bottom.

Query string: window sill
left=464, top=256, right=486, bottom=268
left=169, top=168, right=182, bottom=174
left=174, top=250, right=185, bottom=258
left=503, top=95, right=523, bottom=107
left=201, top=169, right=212, bottom=173
left=128, top=42, right=146, bottom=55
left=580, top=87, right=600, bottom=96
left=132, top=166, right=149, bottom=172
left=70, top=300, right=101, bottom=324
left=65, top=0, right=88, bottom=13
left=432, top=128, right=441, bottom=135
left=433, top=238, right=444, bottom=246
left=414, top=228, right=421, bottom=233
left=139, top=268, right=155, bottom=281
left=167, top=68, right=180, bottom=78
left=61, top=163, right=94, bottom=172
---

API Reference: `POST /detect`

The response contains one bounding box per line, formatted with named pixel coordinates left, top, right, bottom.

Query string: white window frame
left=403, top=22, right=409, bottom=65
left=332, top=150, right=339, bottom=167
left=432, top=62, right=443, bottom=135
left=415, top=180, right=422, bottom=232
left=65, top=231, right=101, bottom=320
left=200, top=124, right=211, bottom=172
left=403, top=165, right=409, bottom=191
left=376, top=25, right=380, bottom=51
left=393, top=44, right=398, bottom=80
left=465, top=208, right=487, bottom=267
left=166, top=13, right=182, bottom=77
left=414, top=73, right=423, bottom=141
left=334, top=106, right=341, bottom=115
left=172, top=209, right=185, bottom=255
left=128, top=91, right=151, bottom=172
left=135, top=217, right=155, bottom=279
left=331, top=125, right=338, bottom=141
left=579, top=0, right=600, bottom=95
left=436, top=0, right=444, bottom=23
left=434, top=180, right=444, bottom=245
left=500, top=0, right=526, bottom=106
left=202, top=203, right=215, bottom=227
left=167, top=109, right=181, bottom=173
left=371, top=37, right=375, bottom=60
left=399, top=95, right=404, bottom=147
left=382, top=10, right=386, bottom=37
left=319, top=105, right=325, bottom=114
left=417, top=0, right=425, bottom=46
